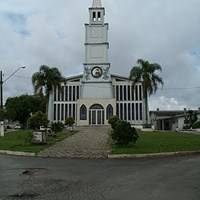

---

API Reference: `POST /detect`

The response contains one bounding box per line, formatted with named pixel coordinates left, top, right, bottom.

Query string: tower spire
left=92, top=0, right=102, bottom=8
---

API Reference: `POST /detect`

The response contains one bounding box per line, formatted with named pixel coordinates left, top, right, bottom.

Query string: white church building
left=48, top=0, right=146, bottom=126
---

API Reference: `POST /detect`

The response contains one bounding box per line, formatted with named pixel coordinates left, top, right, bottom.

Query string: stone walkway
left=38, top=126, right=111, bottom=159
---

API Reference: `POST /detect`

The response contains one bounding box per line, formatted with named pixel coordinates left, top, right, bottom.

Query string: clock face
left=91, top=66, right=102, bottom=78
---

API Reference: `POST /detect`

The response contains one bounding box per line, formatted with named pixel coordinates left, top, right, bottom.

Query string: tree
left=129, top=59, right=164, bottom=126
left=27, top=111, right=48, bottom=130
left=5, top=95, right=46, bottom=126
left=184, top=110, right=198, bottom=128
left=32, top=65, right=63, bottom=99
left=0, top=109, right=7, bottom=121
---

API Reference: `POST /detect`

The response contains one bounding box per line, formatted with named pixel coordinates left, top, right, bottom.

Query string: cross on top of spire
left=92, top=0, right=102, bottom=8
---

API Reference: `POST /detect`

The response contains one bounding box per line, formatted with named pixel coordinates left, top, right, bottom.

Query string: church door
left=89, top=104, right=104, bottom=125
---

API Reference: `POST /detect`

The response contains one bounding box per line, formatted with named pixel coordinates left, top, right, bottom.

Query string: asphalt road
left=0, top=155, right=200, bottom=200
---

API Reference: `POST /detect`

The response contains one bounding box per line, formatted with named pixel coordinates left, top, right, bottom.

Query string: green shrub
left=192, top=121, right=200, bottom=129
left=65, top=117, right=75, bottom=127
left=108, top=115, right=120, bottom=129
left=112, top=120, right=139, bottom=145
left=51, top=122, right=64, bottom=133
left=183, top=125, right=191, bottom=130
left=27, top=111, right=48, bottom=130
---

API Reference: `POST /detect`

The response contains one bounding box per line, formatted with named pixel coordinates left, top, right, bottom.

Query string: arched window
left=106, top=104, right=113, bottom=120
left=90, top=104, right=104, bottom=110
left=80, top=105, right=87, bottom=120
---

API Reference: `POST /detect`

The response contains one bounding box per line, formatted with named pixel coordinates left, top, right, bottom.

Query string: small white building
left=150, top=109, right=200, bottom=131
left=48, top=0, right=146, bottom=126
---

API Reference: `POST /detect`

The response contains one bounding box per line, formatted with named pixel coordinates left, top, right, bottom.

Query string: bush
left=27, top=111, right=48, bottom=130
left=51, top=122, right=64, bottom=133
left=183, top=125, right=191, bottom=130
left=65, top=117, right=75, bottom=127
left=192, top=121, right=200, bottom=129
left=108, top=115, right=120, bottom=129
left=111, top=120, right=139, bottom=145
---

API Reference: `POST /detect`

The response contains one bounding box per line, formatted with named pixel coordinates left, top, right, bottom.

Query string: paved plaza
left=39, top=126, right=110, bottom=159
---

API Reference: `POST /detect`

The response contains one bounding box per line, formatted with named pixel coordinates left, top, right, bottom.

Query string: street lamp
left=0, top=66, right=26, bottom=109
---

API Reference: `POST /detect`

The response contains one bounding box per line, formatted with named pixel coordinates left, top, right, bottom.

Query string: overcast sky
left=0, top=0, right=200, bottom=110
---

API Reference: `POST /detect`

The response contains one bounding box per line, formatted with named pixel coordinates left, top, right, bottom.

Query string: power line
left=158, top=86, right=200, bottom=90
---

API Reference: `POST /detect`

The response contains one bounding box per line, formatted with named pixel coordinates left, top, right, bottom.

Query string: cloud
left=150, top=96, right=188, bottom=111
left=0, top=0, right=199, bottom=110
left=2, top=12, right=30, bottom=36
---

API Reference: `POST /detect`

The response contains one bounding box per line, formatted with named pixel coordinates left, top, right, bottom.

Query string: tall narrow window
left=116, top=86, right=119, bottom=101
left=140, top=103, right=143, bottom=120
left=131, top=86, right=134, bottom=101
left=54, top=104, right=56, bottom=121
left=69, top=104, right=72, bottom=117
left=61, top=104, right=64, bottom=121
left=73, top=86, right=76, bottom=101
left=65, top=104, right=68, bottom=119
left=132, top=103, right=135, bottom=121
left=106, top=104, right=113, bottom=120
left=120, top=85, right=123, bottom=101
left=54, top=86, right=57, bottom=101
left=124, top=104, right=127, bottom=120
left=128, top=103, right=131, bottom=121
left=136, top=103, right=139, bottom=121
left=58, top=87, right=61, bottom=102
left=98, top=12, right=101, bottom=21
left=80, top=105, right=87, bottom=120
left=65, top=86, right=68, bottom=101
left=57, top=104, right=60, bottom=121
left=120, top=103, right=123, bottom=120
left=93, top=12, right=96, bottom=21
left=139, top=85, right=142, bottom=100
left=61, top=86, right=64, bottom=101
left=69, top=86, right=72, bottom=101
left=124, top=85, right=127, bottom=101
left=135, top=85, right=138, bottom=101
left=128, top=85, right=130, bottom=101
left=77, top=86, right=79, bottom=100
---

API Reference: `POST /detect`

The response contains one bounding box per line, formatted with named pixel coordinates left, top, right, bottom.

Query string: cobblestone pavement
left=38, top=126, right=110, bottom=159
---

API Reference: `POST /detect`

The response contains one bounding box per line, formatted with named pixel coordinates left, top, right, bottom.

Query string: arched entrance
left=89, top=104, right=104, bottom=125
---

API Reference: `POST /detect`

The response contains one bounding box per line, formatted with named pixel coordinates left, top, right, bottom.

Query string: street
left=0, top=155, right=200, bottom=200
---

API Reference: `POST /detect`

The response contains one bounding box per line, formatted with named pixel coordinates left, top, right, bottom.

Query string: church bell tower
left=81, top=0, right=112, bottom=99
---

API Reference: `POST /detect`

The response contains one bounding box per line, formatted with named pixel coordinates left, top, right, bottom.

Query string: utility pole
left=0, top=71, right=3, bottom=110
left=0, top=67, right=26, bottom=110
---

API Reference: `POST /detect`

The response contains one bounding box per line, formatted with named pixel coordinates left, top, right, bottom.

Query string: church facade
left=48, top=0, right=146, bottom=126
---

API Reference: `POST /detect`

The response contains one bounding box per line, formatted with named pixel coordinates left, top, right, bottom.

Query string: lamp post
left=0, top=66, right=26, bottom=109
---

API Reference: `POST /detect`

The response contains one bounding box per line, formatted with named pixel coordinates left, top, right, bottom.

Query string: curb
left=108, top=150, right=200, bottom=159
left=0, top=150, right=36, bottom=157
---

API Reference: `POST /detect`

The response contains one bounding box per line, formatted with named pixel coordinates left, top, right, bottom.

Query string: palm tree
left=129, top=59, right=164, bottom=126
left=32, top=65, right=64, bottom=112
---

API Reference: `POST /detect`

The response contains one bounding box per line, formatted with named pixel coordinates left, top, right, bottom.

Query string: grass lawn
left=112, top=131, right=200, bottom=154
left=0, top=130, right=75, bottom=154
